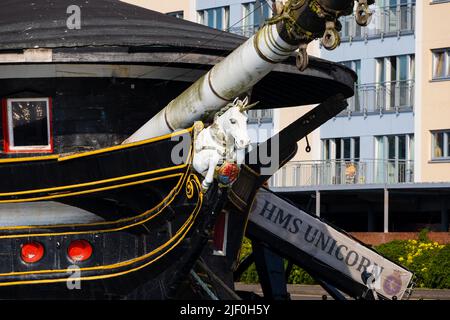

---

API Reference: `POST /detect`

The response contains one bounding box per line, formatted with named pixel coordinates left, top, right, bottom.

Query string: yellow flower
left=433, top=242, right=439, bottom=246
left=412, top=240, right=417, bottom=244
left=399, top=257, right=404, bottom=262
left=421, top=267, right=427, bottom=272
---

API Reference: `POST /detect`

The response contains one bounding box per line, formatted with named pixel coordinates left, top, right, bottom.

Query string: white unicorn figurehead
left=193, top=97, right=258, bottom=191
left=212, top=96, right=257, bottom=150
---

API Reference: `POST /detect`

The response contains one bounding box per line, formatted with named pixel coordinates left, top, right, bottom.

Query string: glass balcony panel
left=338, top=3, right=415, bottom=41
left=274, top=159, right=414, bottom=187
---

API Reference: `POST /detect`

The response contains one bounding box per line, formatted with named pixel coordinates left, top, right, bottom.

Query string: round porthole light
left=68, top=240, right=93, bottom=262
left=21, top=241, right=45, bottom=263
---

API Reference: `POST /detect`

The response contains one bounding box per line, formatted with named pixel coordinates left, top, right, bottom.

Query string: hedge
left=238, top=232, right=450, bottom=289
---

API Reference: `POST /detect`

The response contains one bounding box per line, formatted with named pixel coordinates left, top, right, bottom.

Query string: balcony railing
left=270, top=159, right=414, bottom=187
left=229, top=24, right=261, bottom=38
left=339, top=3, right=415, bottom=41
left=344, top=80, right=414, bottom=115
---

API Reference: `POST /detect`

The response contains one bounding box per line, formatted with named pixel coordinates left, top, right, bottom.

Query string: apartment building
left=275, top=0, right=416, bottom=187
left=272, top=0, right=450, bottom=235
left=415, top=0, right=450, bottom=183
left=121, top=0, right=196, bottom=20
left=123, top=0, right=321, bottom=155
left=120, top=1, right=449, bottom=234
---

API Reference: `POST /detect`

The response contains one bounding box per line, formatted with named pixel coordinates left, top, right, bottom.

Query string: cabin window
left=2, top=97, right=52, bottom=153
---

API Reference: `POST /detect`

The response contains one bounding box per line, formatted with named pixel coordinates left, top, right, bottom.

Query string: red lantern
left=68, top=239, right=93, bottom=262
left=21, top=241, right=45, bottom=263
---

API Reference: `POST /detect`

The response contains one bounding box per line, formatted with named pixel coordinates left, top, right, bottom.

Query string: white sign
left=249, top=189, right=414, bottom=300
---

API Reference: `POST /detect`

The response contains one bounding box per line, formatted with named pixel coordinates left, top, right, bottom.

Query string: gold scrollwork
left=185, top=173, right=201, bottom=199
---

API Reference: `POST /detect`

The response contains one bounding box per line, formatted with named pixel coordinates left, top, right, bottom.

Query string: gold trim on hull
left=0, top=174, right=203, bottom=287
left=0, top=128, right=192, bottom=164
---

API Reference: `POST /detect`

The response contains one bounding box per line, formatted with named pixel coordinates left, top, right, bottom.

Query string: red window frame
left=2, top=97, right=53, bottom=154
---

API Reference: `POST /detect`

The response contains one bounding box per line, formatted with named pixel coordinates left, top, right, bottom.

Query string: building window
left=341, top=60, right=362, bottom=112
left=2, top=98, right=53, bottom=153
left=375, top=134, right=414, bottom=183
left=341, top=60, right=361, bottom=82
left=167, top=11, right=184, bottom=19
left=197, top=6, right=230, bottom=31
left=432, top=130, right=450, bottom=159
left=247, top=109, right=273, bottom=124
left=432, top=49, right=450, bottom=80
left=374, top=54, right=415, bottom=111
left=322, top=137, right=360, bottom=161
left=321, top=137, right=360, bottom=184
left=242, top=1, right=272, bottom=36
left=242, top=2, right=254, bottom=35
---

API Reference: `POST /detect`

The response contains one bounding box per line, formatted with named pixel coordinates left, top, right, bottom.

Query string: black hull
left=0, top=129, right=226, bottom=299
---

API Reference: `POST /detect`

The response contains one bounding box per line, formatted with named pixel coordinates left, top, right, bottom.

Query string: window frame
left=198, top=6, right=229, bottom=31
left=432, top=48, right=450, bottom=80
left=322, top=137, right=360, bottom=161
left=431, top=130, right=450, bottom=160
left=2, top=97, right=53, bottom=153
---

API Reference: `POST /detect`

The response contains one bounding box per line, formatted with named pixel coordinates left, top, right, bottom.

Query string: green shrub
left=418, top=228, right=430, bottom=242
left=375, top=240, right=408, bottom=261
left=287, top=265, right=316, bottom=285
left=375, top=239, right=447, bottom=288
left=238, top=238, right=316, bottom=285
left=238, top=238, right=259, bottom=284
left=426, top=244, right=450, bottom=289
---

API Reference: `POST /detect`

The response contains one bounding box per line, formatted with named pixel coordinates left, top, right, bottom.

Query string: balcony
left=229, top=24, right=261, bottom=38
left=339, top=3, right=415, bottom=42
left=343, top=80, right=414, bottom=115
left=271, top=159, right=414, bottom=187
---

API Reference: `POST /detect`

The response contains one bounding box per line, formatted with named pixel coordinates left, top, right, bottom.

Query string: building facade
left=196, top=0, right=322, bottom=158
left=415, top=0, right=450, bottom=183
left=121, top=0, right=196, bottom=20
left=274, top=0, right=417, bottom=187
left=119, top=0, right=449, bottom=234
left=272, top=0, right=450, bottom=235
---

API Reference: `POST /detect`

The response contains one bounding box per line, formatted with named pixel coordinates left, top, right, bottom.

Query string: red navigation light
left=21, top=241, right=45, bottom=263
left=68, top=239, right=93, bottom=262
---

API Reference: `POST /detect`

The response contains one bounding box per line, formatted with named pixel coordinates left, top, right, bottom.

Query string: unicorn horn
left=241, top=101, right=260, bottom=112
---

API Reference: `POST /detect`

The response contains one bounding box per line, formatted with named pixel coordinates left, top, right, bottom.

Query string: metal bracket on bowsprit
left=228, top=94, right=348, bottom=213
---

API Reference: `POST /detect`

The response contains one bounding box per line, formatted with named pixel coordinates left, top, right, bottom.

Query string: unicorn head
left=214, top=97, right=257, bottom=150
